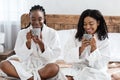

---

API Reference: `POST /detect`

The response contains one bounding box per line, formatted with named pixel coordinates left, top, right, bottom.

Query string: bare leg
left=66, top=75, right=74, bottom=80
left=112, top=73, right=120, bottom=80
left=0, top=61, right=60, bottom=80
left=38, top=63, right=59, bottom=80
left=0, top=60, right=33, bottom=80
left=28, top=77, right=34, bottom=80
left=0, top=60, right=19, bottom=78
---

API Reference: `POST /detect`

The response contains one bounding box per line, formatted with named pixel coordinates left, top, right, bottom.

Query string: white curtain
left=0, top=0, right=24, bottom=50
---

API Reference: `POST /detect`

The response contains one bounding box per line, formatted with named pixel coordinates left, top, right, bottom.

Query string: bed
left=21, top=14, right=120, bottom=80
left=0, top=14, right=120, bottom=80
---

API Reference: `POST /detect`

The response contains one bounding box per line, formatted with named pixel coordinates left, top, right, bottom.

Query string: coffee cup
left=83, top=34, right=92, bottom=40
left=31, top=28, right=41, bottom=37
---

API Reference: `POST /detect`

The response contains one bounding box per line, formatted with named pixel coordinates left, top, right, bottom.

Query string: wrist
left=79, top=46, right=85, bottom=56
left=91, top=46, right=96, bottom=53
left=38, top=41, right=45, bottom=52
left=26, top=40, right=31, bottom=49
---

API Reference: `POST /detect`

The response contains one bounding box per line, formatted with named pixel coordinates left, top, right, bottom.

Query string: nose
left=35, top=20, right=39, bottom=24
left=85, top=24, right=91, bottom=29
left=33, top=20, right=40, bottom=27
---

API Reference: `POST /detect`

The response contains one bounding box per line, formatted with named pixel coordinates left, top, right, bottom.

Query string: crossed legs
left=0, top=60, right=59, bottom=80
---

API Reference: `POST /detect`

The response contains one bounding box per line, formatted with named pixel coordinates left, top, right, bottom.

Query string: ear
left=97, top=21, right=100, bottom=26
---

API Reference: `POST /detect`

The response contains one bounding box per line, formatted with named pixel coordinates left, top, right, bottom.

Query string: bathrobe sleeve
left=14, top=29, right=33, bottom=61
left=86, top=39, right=110, bottom=69
left=40, top=29, right=62, bottom=62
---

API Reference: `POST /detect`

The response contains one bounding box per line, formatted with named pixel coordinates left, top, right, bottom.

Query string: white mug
left=31, top=28, right=41, bottom=37
left=83, top=34, right=92, bottom=40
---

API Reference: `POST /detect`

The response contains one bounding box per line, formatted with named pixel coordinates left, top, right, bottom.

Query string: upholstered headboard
left=21, top=14, right=120, bottom=33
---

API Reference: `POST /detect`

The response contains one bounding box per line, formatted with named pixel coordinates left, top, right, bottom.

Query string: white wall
left=21, top=0, right=120, bottom=16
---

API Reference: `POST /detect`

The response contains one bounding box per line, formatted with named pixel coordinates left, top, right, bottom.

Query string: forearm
left=26, top=40, right=31, bottom=49
left=38, top=41, right=45, bottom=52
left=79, top=46, right=85, bottom=56
left=90, top=45, right=97, bottom=53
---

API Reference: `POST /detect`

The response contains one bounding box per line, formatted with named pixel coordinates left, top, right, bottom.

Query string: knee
left=39, top=63, right=59, bottom=79
left=46, top=63, right=59, bottom=74
left=66, top=75, right=74, bottom=80
left=0, top=60, right=9, bottom=70
left=0, top=61, right=7, bottom=69
left=44, top=63, right=59, bottom=75
left=111, top=74, right=120, bottom=80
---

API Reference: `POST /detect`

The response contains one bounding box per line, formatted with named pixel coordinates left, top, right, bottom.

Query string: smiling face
left=30, top=10, right=44, bottom=28
left=83, top=16, right=99, bottom=34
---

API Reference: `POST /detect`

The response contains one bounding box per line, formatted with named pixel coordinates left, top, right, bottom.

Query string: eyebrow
left=31, top=16, right=43, bottom=19
left=84, top=21, right=94, bottom=23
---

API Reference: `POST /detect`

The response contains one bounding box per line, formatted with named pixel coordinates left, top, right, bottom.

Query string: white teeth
left=87, top=30, right=92, bottom=32
left=86, top=29, right=92, bottom=33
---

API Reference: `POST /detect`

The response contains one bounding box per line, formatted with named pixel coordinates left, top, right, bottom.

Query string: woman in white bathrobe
left=0, top=5, right=67, bottom=80
left=63, top=9, right=111, bottom=80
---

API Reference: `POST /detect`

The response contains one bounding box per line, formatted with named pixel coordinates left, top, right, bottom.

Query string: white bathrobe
left=62, top=30, right=111, bottom=80
left=7, top=24, right=67, bottom=80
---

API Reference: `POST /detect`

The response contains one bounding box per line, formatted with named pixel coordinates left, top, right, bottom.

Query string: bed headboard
left=21, top=14, right=120, bottom=33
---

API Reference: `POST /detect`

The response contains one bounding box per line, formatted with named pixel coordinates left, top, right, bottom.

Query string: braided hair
left=29, top=5, right=46, bottom=24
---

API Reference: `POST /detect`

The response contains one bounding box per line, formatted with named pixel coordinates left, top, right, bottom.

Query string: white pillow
left=0, top=45, right=4, bottom=53
left=0, top=32, right=5, bottom=53
left=57, top=29, right=76, bottom=60
left=57, top=29, right=76, bottom=48
left=0, top=32, right=5, bottom=44
left=108, top=33, right=120, bottom=61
